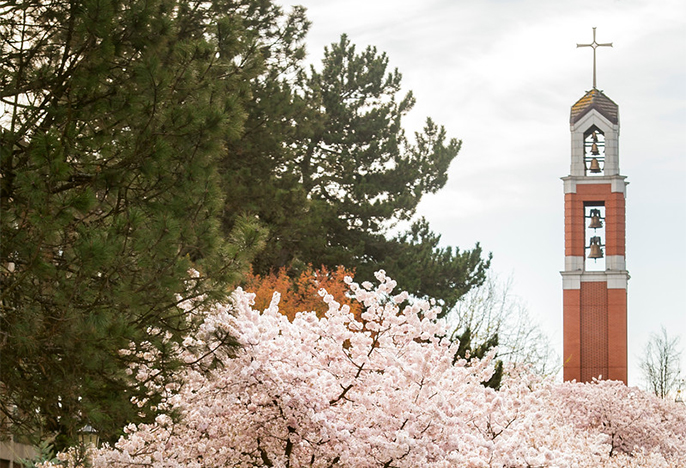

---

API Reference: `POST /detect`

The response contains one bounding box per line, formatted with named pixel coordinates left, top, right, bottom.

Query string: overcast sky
left=278, top=0, right=686, bottom=387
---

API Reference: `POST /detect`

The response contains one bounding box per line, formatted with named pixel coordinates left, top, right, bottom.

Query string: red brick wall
left=580, top=281, right=609, bottom=382
left=605, top=192, right=626, bottom=257
left=564, top=193, right=585, bottom=257
left=563, top=288, right=581, bottom=382
left=564, top=181, right=628, bottom=384
left=607, top=289, right=628, bottom=382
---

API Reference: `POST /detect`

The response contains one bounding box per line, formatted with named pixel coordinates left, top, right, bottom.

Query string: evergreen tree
left=0, top=0, right=290, bottom=447
left=223, top=34, right=489, bottom=306
left=452, top=327, right=503, bottom=390
left=219, top=6, right=312, bottom=272
left=370, top=218, right=490, bottom=316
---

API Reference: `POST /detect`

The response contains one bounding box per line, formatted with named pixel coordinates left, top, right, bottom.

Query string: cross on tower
left=577, top=27, right=613, bottom=89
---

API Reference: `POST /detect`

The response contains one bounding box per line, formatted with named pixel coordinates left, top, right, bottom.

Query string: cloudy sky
left=278, top=0, right=685, bottom=387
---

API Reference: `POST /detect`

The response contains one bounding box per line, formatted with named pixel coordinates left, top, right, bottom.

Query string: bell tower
left=561, top=28, right=628, bottom=383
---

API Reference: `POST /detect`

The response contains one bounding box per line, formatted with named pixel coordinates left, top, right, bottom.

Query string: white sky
left=278, top=0, right=686, bottom=387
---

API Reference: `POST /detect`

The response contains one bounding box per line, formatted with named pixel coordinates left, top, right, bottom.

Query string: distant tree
left=448, top=273, right=557, bottom=376
left=0, top=0, right=305, bottom=447
left=640, top=326, right=683, bottom=398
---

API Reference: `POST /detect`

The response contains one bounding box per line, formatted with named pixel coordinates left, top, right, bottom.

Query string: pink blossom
left=44, top=274, right=685, bottom=468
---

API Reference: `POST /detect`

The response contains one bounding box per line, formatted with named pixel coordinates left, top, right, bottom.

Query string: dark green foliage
left=369, top=218, right=491, bottom=316
left=1, top=0, right=489, bottom=448
left=0, top=0, right=295, bottom=447
left=19, top=441, right=58, bottom=468
left=223, top=34, right=490, bottom=306
left=452, top=327, right=503, bottom=390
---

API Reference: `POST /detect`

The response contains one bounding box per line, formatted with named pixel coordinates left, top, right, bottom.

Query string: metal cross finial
left=577, top=27, right=613, bottom=89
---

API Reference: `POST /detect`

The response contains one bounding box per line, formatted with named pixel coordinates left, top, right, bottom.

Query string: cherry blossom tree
left=41, top=272, right=686, bottom=468
left=553, top=379, right=686, bottom=458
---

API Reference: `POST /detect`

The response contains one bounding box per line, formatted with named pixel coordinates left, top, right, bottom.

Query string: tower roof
left=570, top=89, right=619, bottom=125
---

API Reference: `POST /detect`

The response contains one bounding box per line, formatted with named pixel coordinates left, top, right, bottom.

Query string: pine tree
left=222, top=34, right=490, bottom=307
left=452, top=327, right=503, bottom=389
left=0, top=0, right=280, bottom=447
left=369, top=218, right=490, bottom=316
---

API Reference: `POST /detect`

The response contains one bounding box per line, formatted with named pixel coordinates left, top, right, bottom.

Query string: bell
left=591, top=131, right=599, bottom=143
left=588, top=243, right=603, bottom=259
left=591, top=142, right=600, bottom=155
left=588, top=209, right=603, bottom=229
left=589, top=158, right=602, bottom=173
left=588, top=236, right=604, bottom=259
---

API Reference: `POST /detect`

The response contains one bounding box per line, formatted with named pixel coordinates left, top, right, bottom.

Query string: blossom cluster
left=44, top=272, right=686, bottom=467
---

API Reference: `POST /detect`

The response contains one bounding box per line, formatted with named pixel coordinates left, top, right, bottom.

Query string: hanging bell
left=588, top=209, right=603, bottom=229
left=588, top=236, right=604, bottom=259
left=591, top=131, right=599, bottom=143
left=591, top=142, right=600, bottom=155
left=589, top=158, right=602, bottom=173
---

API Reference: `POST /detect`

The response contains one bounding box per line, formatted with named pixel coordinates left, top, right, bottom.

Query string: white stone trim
left=565, top=256, right=584, bottom=271
left=607, top=272, right=629, bottom=289
left=570, top=109, right=619, bottom=135
left=561, top=271, right=630, bottom=290
left=606, top=255, right=626, bottom=271
left=560, top=176, right=627, bottom=196
left=611, top=178, right=628, bottom=194
left=561, top=272, right=581, bottom=290
left=569, top=109, right=620, bottom=177
left=579, top=272, right=609, bottom=282
left=562, top=177, right=577, bottom=194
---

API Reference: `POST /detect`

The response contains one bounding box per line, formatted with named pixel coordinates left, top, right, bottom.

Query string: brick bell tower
left=562, top=28, right=628, bottom=383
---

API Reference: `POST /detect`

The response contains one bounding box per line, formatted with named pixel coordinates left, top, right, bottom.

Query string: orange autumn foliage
left=242, top=266, right=363, bottom=322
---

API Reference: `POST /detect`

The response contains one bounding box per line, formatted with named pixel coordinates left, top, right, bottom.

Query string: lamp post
left=78, top=425, right=99, bottom=447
